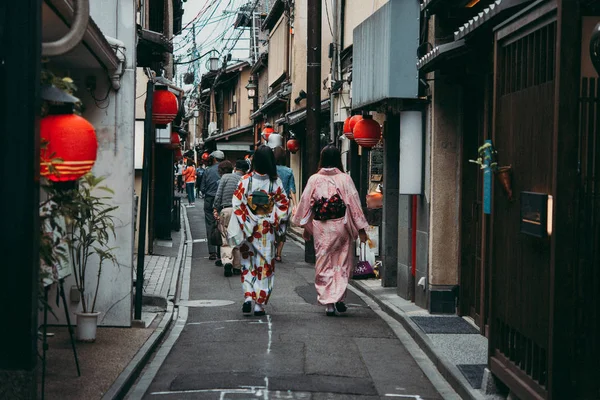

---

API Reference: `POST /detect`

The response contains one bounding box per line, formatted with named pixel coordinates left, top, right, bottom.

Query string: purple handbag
left=352, top=243, right=375, bottom=279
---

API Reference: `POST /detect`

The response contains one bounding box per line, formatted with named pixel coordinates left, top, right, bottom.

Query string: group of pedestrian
left=189, top=143, right=368, bottom=318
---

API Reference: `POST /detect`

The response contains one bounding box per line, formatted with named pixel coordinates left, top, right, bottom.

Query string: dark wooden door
left=489, top=4, right=558, bottom=399
left=460, top=76, right=487, bottom=327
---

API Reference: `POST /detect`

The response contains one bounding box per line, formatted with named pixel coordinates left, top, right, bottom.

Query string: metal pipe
left=42, top=0, right=90, bottom=57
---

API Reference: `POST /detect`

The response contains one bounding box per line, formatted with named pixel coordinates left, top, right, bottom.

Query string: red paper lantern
left=262, top=125, right=275, bottom=141
left=201, top=152, right=210, bottom=163
left=287, top=138, right=300, bottom=154
left=152, top=88, right=178, bottom=126
left=40, top=114, right=98, bottom=182
left=343, top=115, right=362, bottom=140
left=353, top=115, right=381, bottom=148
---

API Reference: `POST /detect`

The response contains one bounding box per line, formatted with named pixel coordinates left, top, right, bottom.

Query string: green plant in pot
left=47, top=173, right=118, bottom=342
left=469, top=142, right=513, bottom=201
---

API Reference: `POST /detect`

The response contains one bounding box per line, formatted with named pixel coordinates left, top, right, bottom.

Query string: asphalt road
left=142, top=199, right=447, bottom=400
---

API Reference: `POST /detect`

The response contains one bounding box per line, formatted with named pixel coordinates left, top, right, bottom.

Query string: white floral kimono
left=231, top=172, right=290, bottom=305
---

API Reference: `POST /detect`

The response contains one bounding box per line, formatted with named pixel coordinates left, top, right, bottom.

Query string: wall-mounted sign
left=520, top=192, right=549, bottom=238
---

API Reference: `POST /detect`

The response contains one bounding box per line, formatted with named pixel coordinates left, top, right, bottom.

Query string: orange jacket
left=182, top=166, right=196, bottom=183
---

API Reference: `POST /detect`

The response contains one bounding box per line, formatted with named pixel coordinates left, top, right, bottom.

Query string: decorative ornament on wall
left=152, top=86, right=178, bottom=128
left=343, top=115, right=363, bottom=140
left=40, top=113, right=98, bottom=182
left=353, top=115, right=381, bottom=149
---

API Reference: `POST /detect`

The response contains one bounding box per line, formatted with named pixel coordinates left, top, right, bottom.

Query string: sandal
left=335, top=302, right=347, bottom=313
left=275, top=256, right=282, bottom=262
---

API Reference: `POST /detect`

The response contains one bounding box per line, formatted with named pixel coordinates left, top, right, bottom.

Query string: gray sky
left=174, top=0, right=253, bottom=89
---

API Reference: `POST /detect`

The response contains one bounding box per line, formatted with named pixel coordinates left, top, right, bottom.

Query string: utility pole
left=330, top=0, right=339, bottom=143
left=305, top=0, right=322, bottom=263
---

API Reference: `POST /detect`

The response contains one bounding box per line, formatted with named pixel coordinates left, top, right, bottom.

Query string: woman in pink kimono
left=231, top=146, right=290, bottom=316
left=292, top=145, right=369, bottom=316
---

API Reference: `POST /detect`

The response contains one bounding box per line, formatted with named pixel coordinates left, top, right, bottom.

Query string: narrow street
left=133, top=200, right=458, bottom=400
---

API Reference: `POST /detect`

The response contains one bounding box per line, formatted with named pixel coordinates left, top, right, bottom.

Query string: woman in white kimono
left=231, top=145, right=290, bottom=316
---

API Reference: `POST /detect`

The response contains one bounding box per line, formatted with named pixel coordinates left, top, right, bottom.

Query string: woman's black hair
left=252, top=145, right=278, bottom=181
left=318, top=145, right=344, bottom=172
left=273, top=146, right=286, bottom=166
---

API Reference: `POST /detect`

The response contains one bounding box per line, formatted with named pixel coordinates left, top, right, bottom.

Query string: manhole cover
left=179, top=300, right=234, bottom=307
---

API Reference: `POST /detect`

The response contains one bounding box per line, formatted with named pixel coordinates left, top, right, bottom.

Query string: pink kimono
left=292, top=168, right=369, bottom=305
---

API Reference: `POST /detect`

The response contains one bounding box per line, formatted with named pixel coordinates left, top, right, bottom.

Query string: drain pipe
left=411, top=194, right=418, bottom=302
left=106, top=36, right=126, bottom=91
left=42, top=0, right=90, bottom=57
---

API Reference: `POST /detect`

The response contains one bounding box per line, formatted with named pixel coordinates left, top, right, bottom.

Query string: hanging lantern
left=201, top=152, right=210, bottom=163
left=167, top=132, right=180, bottom=150
left=267, top=133, right=282, bottom=149
left=343, top=115, right=363, bottom=140
left=152, top=86, right=178, bottom=127
left=41, top=114, right=98, bottom=182
left=353, top=115, right=381, bottom=149
left=287, top=138, right=300, bottom=154
left=262, top=124, right=275, bottom=141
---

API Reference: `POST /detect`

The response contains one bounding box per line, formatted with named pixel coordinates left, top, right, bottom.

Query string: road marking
left=384, top=395, right=424, bottom=399
left=187, top=319, right=250, bottom=325
left=267, top=315, right=273, bottom=354
left=178, top=299, right=235, bottom=307
left=187, top=238, right=207, bottom=243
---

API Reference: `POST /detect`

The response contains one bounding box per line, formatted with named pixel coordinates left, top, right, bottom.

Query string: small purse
left=352, top=242, right=375, bottom=279
left=210, top=224, right=223, bottom=246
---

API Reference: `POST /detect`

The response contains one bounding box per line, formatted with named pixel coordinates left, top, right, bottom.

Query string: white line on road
left=187, top=319, right=250, bottom=325
left=267, top=315, right=273, bottom=354
left=384, top=395, right=424, bottom=399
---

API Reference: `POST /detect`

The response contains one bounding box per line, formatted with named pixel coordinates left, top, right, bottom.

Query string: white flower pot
left=75, top=312, right=101, bottom=342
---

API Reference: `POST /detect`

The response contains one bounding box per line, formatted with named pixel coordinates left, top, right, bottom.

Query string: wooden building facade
left=418, top=0, right=600, bottom=398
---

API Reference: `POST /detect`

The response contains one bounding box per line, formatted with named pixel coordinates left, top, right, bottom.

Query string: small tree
left=47, top=174, right=118, bottom=313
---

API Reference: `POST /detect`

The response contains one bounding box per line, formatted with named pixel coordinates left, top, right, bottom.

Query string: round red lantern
left=287, top=138, right=300, bottom=154
left=168, top=132, right=180, bottom=150
left=343, top=115, right=362, bottom=140
left=40, top=114, right=98, bottom=182
left=152, top=87, right=178, bottom=127
left=353, top=115, right=381, bottom=148
left=262, top=124, right=275, bottom=141
left=201, top=152, right=210, bottom=163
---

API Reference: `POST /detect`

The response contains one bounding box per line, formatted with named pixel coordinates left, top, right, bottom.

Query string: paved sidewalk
left=39, top=202, right=187, bottom=400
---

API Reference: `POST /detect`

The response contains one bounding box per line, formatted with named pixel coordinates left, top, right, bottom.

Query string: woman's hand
left=302, top=228, right=312, bottom=241
left=213, top=209, right=220, bottom=221
left=359, top=229, right=368, bottom=244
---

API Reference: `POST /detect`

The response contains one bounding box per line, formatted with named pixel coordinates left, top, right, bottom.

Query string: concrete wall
left=290, top=0, right=334, bottom=112
left=47, top=0, right=137, bottom=327
left=428, top=72, right=461, bottom=290
left=342, top=0, right=388, bottom=49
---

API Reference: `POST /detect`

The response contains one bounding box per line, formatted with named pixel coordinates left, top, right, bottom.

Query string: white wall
left=50, top=0, right=137, bottom=327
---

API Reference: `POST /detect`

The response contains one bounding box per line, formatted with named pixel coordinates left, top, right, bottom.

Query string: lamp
left=209, top=56, right=219, bottom=72
left=245, top=79, right=257, bottom=99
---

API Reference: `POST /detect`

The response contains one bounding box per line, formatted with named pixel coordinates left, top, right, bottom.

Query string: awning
left=262, top=0, right=285, bottom=31
left=250, top=85, right=291, bottom=120
left=138, top=28, right=173, bottom=53
left=204, top=124, right=253, bottom=143
left=454, top=0, right=532, bottom=41
left=285, top=99, right=331, bottom=126
left=43, top=0, right=120, bottom=71
left=416, top=39, right=468, bottom=73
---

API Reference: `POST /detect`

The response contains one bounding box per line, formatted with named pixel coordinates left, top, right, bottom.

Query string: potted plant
left=47, top=174, right=118, bottom=342
left=469, top=142, right=513, bottom=201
